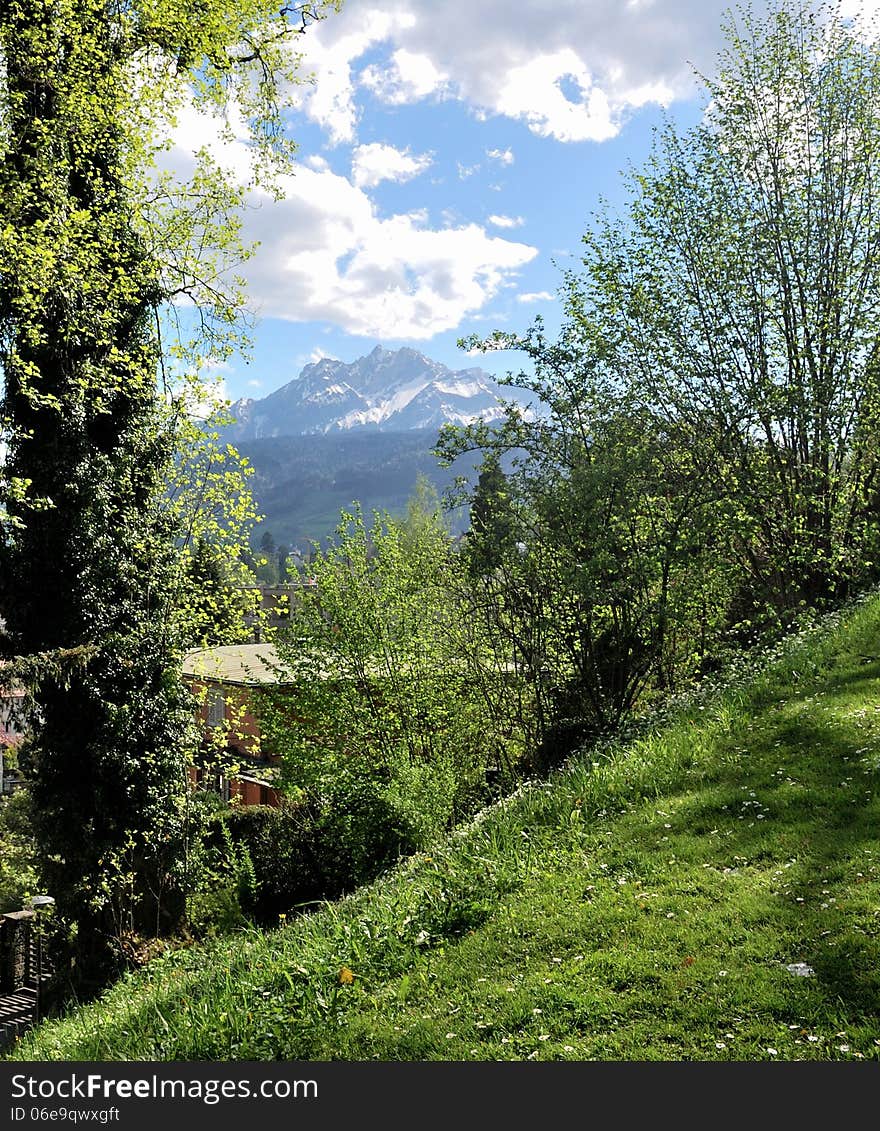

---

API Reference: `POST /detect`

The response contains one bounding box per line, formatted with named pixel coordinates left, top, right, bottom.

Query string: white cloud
left=286, top=1, right=880, bottom=152
left=838, top=1, right=880, bottom=21
left=351, top=142, right=433, bottom=188
left=167, top=93, right=536, bottom=341
left=488, top=214, right=524, bottom=229
left=310, top=347, right=338, bottom=363
left=290, top=7, right=419, bottom=145
left=360, top=47, right=449, bottom=104
left=494, top=50, right=620, bottom=142
left=305, top=154, right=330, bottom=171
left=291, top=0, right=741, bottom=147
left=518, top=291, right=554, bottom=303
left=186, top=374, right=229, bottom=419
left=200, top=356, right=233, bottom=373
left=241, top=166, right=536, bottom=339
left=486, top=147, right=515, bottom=165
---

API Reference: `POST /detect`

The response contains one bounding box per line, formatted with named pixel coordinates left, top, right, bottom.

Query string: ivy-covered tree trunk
left=0, top=2, right=193, bottom=983
left=0, top=0, right=339, bottom=985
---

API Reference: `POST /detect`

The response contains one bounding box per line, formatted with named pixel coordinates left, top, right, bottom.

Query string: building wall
left=186, top=677, right=283, bottom=807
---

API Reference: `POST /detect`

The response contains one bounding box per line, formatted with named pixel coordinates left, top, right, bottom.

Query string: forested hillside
left=237, top=432, right=480, bottom=547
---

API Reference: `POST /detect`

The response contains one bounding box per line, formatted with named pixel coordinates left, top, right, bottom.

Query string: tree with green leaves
left=0, top=0, right=339, bottom=982
left=441, top=321, right=733, bottom=760
left=263, top=496, right=519, bottom=883
left=566, top=0, right=880, bottom=616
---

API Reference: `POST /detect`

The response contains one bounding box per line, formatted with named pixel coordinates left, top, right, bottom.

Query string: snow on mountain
left=224, top=345, right=526, bottom=440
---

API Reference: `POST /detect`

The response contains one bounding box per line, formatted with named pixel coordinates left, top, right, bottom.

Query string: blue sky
left=169, top=0, right=874, bottom=403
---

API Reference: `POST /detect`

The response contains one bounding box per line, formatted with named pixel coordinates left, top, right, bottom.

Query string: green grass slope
left=9, top=595, right=880, bottom=1061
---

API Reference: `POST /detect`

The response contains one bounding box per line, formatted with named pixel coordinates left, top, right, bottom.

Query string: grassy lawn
left=8, top=595, right=880, bottom=1061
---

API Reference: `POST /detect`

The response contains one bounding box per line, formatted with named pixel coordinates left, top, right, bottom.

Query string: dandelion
left=338, top=966, right=354, bottom=985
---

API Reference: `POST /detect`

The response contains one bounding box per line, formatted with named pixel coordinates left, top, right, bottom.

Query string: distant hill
left=237, top=431, right=482, bottom=549
left=222, top=345, right=530, bottom=547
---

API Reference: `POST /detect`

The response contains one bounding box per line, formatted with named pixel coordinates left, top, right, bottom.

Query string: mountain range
left=225, top=345, right=526, bottom=440
left=223, top=345, right=526, bottom=548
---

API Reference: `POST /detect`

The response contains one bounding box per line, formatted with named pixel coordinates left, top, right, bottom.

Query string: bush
left=214, top=793, right=412, bottom=925
left=185, top=812, right=257, bottom=938
left=0, top=789, right=38, bottom=913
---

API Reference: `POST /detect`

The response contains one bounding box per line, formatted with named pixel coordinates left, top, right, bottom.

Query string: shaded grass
left=7, top=594, right=880, bottom=1061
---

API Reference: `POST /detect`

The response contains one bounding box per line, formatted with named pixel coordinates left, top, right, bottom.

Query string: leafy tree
left=263, top=498, right=517, bottom=876
left=566, top=0, right=880, bottom=615
left=0, top=0, right=339, bottom=982
left=183, top=536, right=254, bottom=648
left=440, top=322, right=732, bottom=761
left=465, top=453, right=517, bottom=580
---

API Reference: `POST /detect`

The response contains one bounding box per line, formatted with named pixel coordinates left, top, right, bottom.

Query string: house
left=182, top=643, right=294, bottom=807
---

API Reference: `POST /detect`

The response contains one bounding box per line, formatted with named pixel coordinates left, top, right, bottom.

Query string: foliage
left=262, top=493, right=523, bottom=868
left=0, top=0, right=340, bottom=983
left=10, top=587, right=880, bottom=1062
left=440, top=322, right=737, bottom=763
left=0, top=788, right=38, bottom=913
left=565, top=0, right=880, bottom=612
left=217, top=804, right=325, bottom=922
left=185, top=806, right=258, bottom=937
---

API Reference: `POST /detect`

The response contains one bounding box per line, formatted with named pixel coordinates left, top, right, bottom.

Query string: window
left=206, top=687, right=225, bottom=728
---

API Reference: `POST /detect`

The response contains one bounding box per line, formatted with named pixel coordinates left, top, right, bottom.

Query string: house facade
left=182, top=643, right=293, bottom=807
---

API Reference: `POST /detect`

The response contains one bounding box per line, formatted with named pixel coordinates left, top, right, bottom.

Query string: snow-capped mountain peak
left=224, top=346, right=520, bottom=440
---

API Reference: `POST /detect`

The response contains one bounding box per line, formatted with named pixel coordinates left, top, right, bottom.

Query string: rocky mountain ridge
left=225, top=345, right=521, bottom=440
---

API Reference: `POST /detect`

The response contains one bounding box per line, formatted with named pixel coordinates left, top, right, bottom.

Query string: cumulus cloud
left=838, top=0, right=880, bottom=20
left=305, top=154, right=330, bottom=171
left=487, top=147, right=515, bottom=165
left=518, top=291, right=554, bottom=303
left=241, top=165, right=537, bottom=338
left=360, top=48, right=449, bottom=104
left=166, top=94, right=536, bottom=341
left=289, top=6, right=419, bottom=144
left=292, top=0, right=755, bottom=146
left=289, top=2, right=880, bottom=148
left=488, top=214, right=524, bottom=229
left=351, top=142, right=433, bottom=188
left=310, top=347, right=339, bottom=363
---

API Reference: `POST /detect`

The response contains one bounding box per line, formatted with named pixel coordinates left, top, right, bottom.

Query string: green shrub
left=0, top=789, right=38, bottom=913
